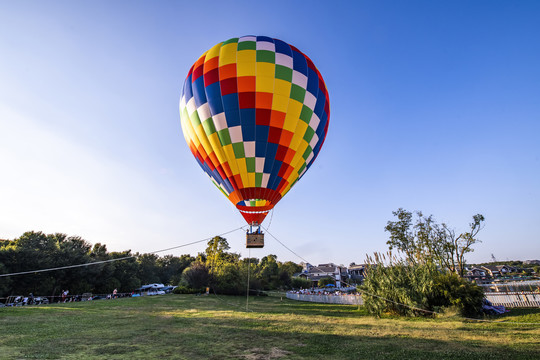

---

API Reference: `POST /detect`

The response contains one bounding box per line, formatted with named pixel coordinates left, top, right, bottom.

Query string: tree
left=258, top=255, right=280, bottom=289
left=157, top=254, right=194, bottom=285
left=212, top=262, right=243, bottom=294
left=0, top=230, right=305, bottom=297
left=0, top=262, right=12, bottom=295
left=205, top=236, right=230, bottom=275
left=55, top=235, right=94, bottom=294
left=6, top=232, right=60, bottom=296
left=239, top=257, right=262, bottom=293
left=181, top=262, right=209, bottom=290
left=291, top=276, right=311, bottom=289
left=318, top=277, right=335, bottom=287
left=202, top=236, right=246, bottom=294
left=280, top=261, right=302, bottom=277
left=108, top=251, right=140, bottom=293
left=385, top=209, right=485, bottom=276
left=136, top=254, right=161, bottom=284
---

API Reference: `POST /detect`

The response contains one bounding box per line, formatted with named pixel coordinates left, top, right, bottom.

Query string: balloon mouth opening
left=229, top=188, right=282, bottom=226
left=236, top=203, right=274, bottom=226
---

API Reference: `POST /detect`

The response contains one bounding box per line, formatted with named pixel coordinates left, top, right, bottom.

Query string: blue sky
left=1, top=0, right=539, bottom=266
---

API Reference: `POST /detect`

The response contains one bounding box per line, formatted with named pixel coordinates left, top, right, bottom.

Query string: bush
left=318, top=276, right=335, bottom=288
left=291, top=277, right=312, bottom=289
left=211, top=262, right=244, bottom=295
left=181, top=262, right=209, bottom=289
left=361, top=253, right=484, bottom=317
left=173, top=285, right=204, bottom=294
left=429, top=271, right=484, bottom=317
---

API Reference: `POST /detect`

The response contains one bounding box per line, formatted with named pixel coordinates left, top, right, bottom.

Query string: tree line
left=0, top=231, right=303, bottom=299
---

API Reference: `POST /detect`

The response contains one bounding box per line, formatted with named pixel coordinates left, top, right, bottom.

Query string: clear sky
left=1, top=0, right=539, bottom=266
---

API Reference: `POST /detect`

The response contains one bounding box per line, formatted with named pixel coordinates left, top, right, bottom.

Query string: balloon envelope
left=179, top=36, right=330, bottom=225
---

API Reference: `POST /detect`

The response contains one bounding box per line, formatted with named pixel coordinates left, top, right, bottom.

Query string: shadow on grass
left=2, top=294, right=539, bottom=360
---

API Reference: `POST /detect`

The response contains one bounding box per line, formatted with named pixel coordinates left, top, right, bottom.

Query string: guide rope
left=246, top=248, right=251, bottom=311
left=265, top=208, right=274, bottom=230
left=0, top=226, right=247, bottom=278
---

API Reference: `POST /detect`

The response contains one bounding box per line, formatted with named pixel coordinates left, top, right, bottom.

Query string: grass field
left=1, top=294, right=539, bottom=359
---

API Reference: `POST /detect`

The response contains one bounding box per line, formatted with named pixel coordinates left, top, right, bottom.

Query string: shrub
left=361, top=253, right=484, bottom=317
left=212, top=262, right=244, bottom=295
left=181, top=262, right=209, bottom=289
left=291, top=277, right=312, bottom=289
left=173, top=285, right=204, bottom=294
left=318, top=276, right=335, bottom=288
left=429, top=271, right=484, bottom=317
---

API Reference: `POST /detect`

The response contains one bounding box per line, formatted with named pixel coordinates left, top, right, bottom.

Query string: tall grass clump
left=361, top=252, right=484, bottom=317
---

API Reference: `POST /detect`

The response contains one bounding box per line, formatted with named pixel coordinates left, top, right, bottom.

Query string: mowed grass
left=1, top=294, right=539, bottom=359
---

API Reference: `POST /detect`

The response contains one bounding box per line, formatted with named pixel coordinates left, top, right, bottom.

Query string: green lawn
left=1, top=294, right=539, bottom=359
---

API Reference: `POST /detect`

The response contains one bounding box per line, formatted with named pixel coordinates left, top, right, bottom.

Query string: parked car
left=160, top=286, right=177, bottom=294
left=133, top=283, right=177, bottom=296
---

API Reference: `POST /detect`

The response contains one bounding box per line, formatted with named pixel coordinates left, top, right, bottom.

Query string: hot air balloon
left=179, top=36, right=329, bottom=248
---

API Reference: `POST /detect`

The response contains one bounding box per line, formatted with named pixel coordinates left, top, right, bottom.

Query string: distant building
left=347, top=264, right=367, bottom=283
left=465, top=267, right=488, bottom=280
left=296, top=263, right=347, bottom=287
left=480, top=265, right=516, bottom=277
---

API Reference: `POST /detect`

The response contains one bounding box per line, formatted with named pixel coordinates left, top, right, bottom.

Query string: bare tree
left=385, top=209, right=484, bottom=276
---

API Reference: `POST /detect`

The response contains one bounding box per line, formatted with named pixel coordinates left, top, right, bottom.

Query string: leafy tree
left=279, top=261, right=302, bottom=277
left=136, top=254, right=161, bottom=284
left=318, top=276, right=335, bottom=287
left=88, top=244, right=116, bottom=294
left=205, top=236, right=230, bottom=275
left=108, top=251, right=140, bottom=293
left=385, top=209, right=485, bottom=276
left=212, top=262, right=243, bottom=295
left=0, top=262, right=12, bottom=295
left=258, top=255, right=280, bottom=289
left=157, top=254, right=194, bottom=285
left=278, top=261, right=302, bottom=289
left=0, top=231, right=305, bottom=297
left=181, top=262, right=209, bottom=290
left=239, top=257, right=262, bottom=294
left=6, top=232, right=59, bottom=296
left=291, top=277, right=312, bottom=289
left=54, top=235, right=93, bottom=294
left=89, top=243, right=108, bottom=259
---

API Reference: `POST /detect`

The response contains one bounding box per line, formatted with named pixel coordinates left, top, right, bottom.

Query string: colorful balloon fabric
left=179, top=36, right=330, bottom=225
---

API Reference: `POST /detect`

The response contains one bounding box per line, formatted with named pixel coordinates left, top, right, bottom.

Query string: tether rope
left=0, top=226, right=247, bottom=278
left=265, top=208, right=274, bottom=230
left=246, top=247, right=251, bottom=311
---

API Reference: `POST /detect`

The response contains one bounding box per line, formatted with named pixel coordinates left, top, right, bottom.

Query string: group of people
left=288, top=289, right=356, bottom=296
left=5, top=288, right=123, bottom=307
left=59, top=288, right=118, bottom=302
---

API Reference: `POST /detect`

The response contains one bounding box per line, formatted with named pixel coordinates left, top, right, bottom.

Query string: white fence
left=480, top=280, right=540, bottom=293
left=485, top=292, right=540, bottom=307
left=286, top=293, right=363, bottom=305
left=287, top=291, right=540, bottom=308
